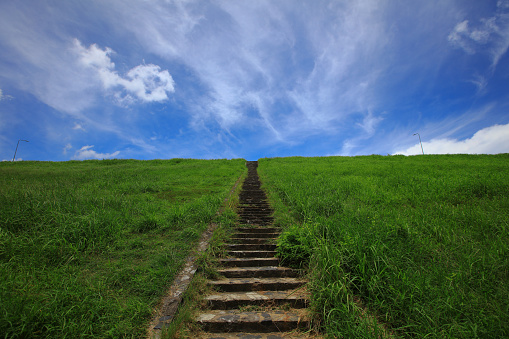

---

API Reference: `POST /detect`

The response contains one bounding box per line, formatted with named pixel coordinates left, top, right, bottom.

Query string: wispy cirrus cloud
left=72, top=122, right=85, bottom=131
left=0, top=88, right=13, bottom=101
left=448, top=0, right=509, bottom=69
left=105, top=0, right=393, bottom=141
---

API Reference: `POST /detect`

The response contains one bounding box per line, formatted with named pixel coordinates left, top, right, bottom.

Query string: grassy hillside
left=258, top=154, right=509, bottom=338
left=0, top=159, right=245, bottom=338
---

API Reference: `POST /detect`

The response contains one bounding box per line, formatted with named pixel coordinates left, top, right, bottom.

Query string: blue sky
left=1, top=0, right=509, bottom=161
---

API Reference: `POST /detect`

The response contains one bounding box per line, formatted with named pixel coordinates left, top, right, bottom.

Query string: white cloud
left=357, top=109, right=384, bottom=136
left=73, top=145, right=120, bottom=160
left=467, top=74, right=488, bottom=94
left=448, top=1, right=509, bottom=68
left=0, top=89, right=13, bottom=101
left=73, top=39, right=175, bottom=104
left=448, top=20, right=476, bottom=54
left=73, top=122, right=85, bottom=131
left=338, top=109, right=385, bottom=156
left=63, top=143, right=72, bottom=155
left=394, top=123, right=509, bottom=155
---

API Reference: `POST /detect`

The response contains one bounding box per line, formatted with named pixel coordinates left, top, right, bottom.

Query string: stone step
left=228, top=250, right=277, bottom=258
left=219, top=257, right=279, bottom=267
left=209, top=277, right=307, bottom=292
left=239, top=199, right=267, bottom=202
left=196, top=309, right=310, bottom=333
left=239, top=199, right=269, bottom=203
left=239, top=216, right=274, bottom=220
left=197, top=333, right=311, bottom=339
left=206, top=290, right=309, bottom=309
left=239, top=202, right=270, bottom=206
left=239, top=222, right=274, bottom=227
left=231, top=238, right=274, bottom=245
left=239, top=207, right=273, bottom=212
left=238, top=213, right=274, bottom=218
left=230, top=238, right=275, bottom=245
left=238, top=207, right=271, bottom=212
left=234, top=233, right=279, bottom=239
left=218, top=267, right=301, bottom=279
left=235, top=228, right=279, bottom=233
left=238, top=206, right=271, bottom=210
left=227, top=244, right=277, bottom=251
left=239, top=202, right=271, bottom=208
left=238, top=214, right=273, bottom=219
left=240, top=215, right=274, bottom=225
left=238, top=212, right=273, bottom=216
left=197, top=332, right=314, bottom=339
left=239, top=199, right=268, bottom=202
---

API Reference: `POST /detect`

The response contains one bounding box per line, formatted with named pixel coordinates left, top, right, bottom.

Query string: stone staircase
left=195, top=161, right=313, bottom=338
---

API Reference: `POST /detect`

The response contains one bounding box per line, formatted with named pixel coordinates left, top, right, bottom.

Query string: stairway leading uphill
left=195, top=161, right=313, bottom=338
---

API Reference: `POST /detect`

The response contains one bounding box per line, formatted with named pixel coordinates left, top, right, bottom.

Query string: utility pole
left=13, top=139, right=29, bottom=161
left=413, top=133, right=424, bottom=155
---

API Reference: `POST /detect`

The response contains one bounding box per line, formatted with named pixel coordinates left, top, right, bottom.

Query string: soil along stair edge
left=195, top=161, right=313, bottom=338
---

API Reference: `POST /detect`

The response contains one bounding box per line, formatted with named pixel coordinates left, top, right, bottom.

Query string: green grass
left=0, top=158, right=245, bottom=338
left=258, top=154, right=509, bottom=338
left=159, top=207, right=241, bottom=339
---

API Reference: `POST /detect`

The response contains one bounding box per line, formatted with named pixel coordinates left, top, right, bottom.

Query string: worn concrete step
left=239, top=207, right=272, bottom=210
left=239, top=222, right=274, bottom=227
left=239, top=199, right=269, bottom=203
left=239, top=198, right=268, bottom=202
left=239, top=206, right=271, bottom=209
left=239, top=198, right=267, bottom=201
left=238, top=208, right=272, bottom=212
left=206, top=289, right=309, bottom=309
left=239, top=217, right=274, bottom=223
left=239, top=203, right=271, bottom=207
left=238, top=213, right=274, bottom=218
left=228, top=250, right=277, bottom=258
left=239, top=210, right=271, bottom=214
left=238, top=214, right=273, bottom=219
left=197, top=332, right=315, bottom=339
left=209, top=277, right=307, bottom=292
left=234, top=233, right=279, bottom=239
left=196, top=309, right=309, bottom=333
left=219, top=258, right=279, bottom=267
left=239, top=198, right=269, bottom=202
left=235, top=228, right=278, bottom=233
left=239, top=203, right=270, bottom=207
left=231, top=238, right=274, bottom=245
left=239, top=216, right=274, bottom=220
left=227, top=244, right=277, bottom=251
left=218, top=267, right=301, bottom=279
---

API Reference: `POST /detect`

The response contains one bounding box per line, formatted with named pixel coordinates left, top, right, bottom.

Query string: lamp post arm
left=413, top=133, right=424, bottom=155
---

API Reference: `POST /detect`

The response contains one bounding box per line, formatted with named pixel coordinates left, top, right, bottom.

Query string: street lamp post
left=13, top=139, right=29, bottom=162
left=413, top=133, right=424, bottom=155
